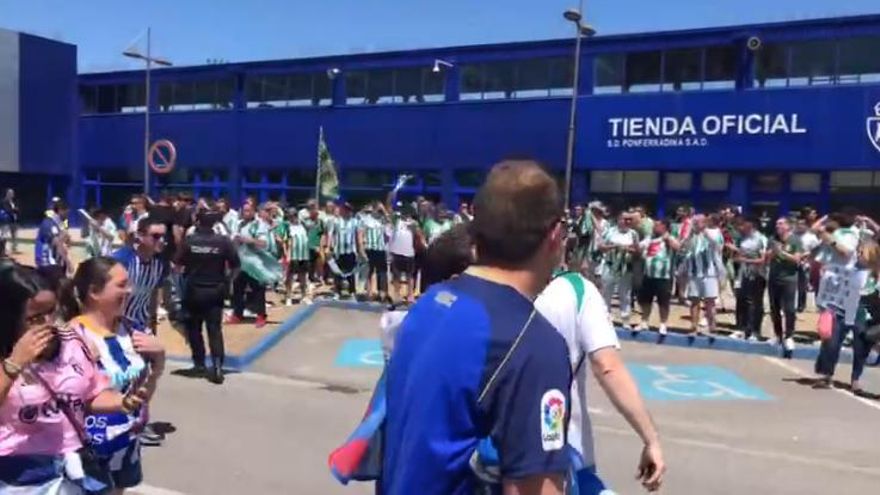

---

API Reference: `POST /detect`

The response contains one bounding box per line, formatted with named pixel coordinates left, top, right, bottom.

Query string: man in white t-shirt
left=535, top=272, right=665, bottom=493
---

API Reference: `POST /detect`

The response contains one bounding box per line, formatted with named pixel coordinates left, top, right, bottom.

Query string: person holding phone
left=59, top=257, right=166, bottom=493
left=0, top=262, right=148, bottom=492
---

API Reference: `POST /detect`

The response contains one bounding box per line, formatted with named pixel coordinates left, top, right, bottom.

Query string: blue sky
left=1, top=0, right=877, bottom=72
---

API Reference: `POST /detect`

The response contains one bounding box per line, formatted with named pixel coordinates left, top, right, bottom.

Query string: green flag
left=317, top=127, right=339, bottom=200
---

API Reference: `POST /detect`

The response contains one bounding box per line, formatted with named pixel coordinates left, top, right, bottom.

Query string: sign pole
left=143, top=27, right=152, bottom=195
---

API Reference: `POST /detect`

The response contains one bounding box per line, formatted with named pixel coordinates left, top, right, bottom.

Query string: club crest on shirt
left=540, top=389, right=566, bottom=451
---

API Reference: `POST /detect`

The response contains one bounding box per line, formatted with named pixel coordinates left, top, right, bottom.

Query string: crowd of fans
left=1, top=167, right=880, bottom=493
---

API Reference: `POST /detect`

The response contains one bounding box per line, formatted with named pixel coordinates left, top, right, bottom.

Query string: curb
left=166, top=299, right=879, bottom=370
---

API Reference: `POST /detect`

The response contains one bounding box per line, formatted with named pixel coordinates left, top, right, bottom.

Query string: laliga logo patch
left=868, top=102, right=880, bottom=154
left=540, top=389, right=566, bottom=451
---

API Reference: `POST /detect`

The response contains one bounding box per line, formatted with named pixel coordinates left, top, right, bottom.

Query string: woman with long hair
left=0, top=261, right=146, bottom=493
left=59, top=257, right=166, bottom=494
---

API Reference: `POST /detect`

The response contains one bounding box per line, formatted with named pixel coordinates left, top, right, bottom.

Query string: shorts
left=390, top=254, right=415, bottom=281
left=95, top=441, right=143, bottom=491
left=687, top=276, right=719, bottom=300
left=638, top=277, right=672, bottom=307
left=286, top=259, right=310, bottom=282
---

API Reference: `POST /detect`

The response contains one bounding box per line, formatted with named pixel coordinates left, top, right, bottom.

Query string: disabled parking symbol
left=335, top=339, right=384, bottom=368
left=627, top=364, right=771, bottom=401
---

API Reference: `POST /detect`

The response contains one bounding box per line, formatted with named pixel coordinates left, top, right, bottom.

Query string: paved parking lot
left=131, top=306, right=880, bottom=495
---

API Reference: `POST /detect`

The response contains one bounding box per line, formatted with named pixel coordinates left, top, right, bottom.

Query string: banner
left=316, top=126, right=340, bottom=201
left=816, top=263, right=868, bottom=325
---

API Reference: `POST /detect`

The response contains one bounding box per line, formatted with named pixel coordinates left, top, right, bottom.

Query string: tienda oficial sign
left=606, top=113, right=807, bottom=149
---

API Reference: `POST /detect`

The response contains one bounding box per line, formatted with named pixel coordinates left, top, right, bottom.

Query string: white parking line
left=594, top=423, right=880, bottom=476
left=761, top=356, right=880, bottom=413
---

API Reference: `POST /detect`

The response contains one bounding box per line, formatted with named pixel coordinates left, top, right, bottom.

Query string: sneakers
left=635, top=322, right=649, bottom=333
left=301, top=297, right=313, bottom=306
left=783, top=337, right=795, bottom=352
left=139, top=424, right=164, bottom=446
left=746, top=335, right=759, bottom=343
left=225, top=315, right=243, bottom=325
left=243, top=309, right=257, bottom=318
left=767, top=336, right=779, bottom=346
left=255, top=315, right=267, bottom=328
left=285, top=298, right=293, bottom=307
left=658, top=324, right=668, bottom=336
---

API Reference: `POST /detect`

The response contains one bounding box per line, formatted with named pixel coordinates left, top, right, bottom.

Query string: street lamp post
left=123, top=27, right=172, bottom=195
left=562, top=8, right=596, bottom=210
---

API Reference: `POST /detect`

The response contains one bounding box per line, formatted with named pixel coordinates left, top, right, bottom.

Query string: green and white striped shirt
left=641, top=236, right=673, bottom=279
left=331, top=217, right=359, bottom=255
left=601, top=227, right=639, bottom=277
left=423, top=218, right=453, bottom=244
left=360, top=215, right=387, bottom=251
left=287, top=223, right=310, bottom=261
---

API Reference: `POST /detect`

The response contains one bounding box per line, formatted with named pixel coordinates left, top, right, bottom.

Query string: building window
left=701, top=172, right=729, bottom=191
left=454, top=170, right=484, bottom=188
left=830, top=171, right=877, bottom=193
left=665, top=172, right=693, bottom=191
left=80, top=83, right=147, bottom=114
left=346, top=170, right=393, bottom=188
left=838, top=37, right=880, bottom=84
left=790, top=173, right=821, bottom=193
left=459, top=57, right=573, bottom=100
left=246, top=73, right=332, bottom=108
left=345, top=68, right=445, bottom=105
left=703, top=46, right=737, bottom=89
left=590, top=171, right=623, bottom=193
left=625, top=51, right=662, bottom=93
left=755, top=36, right=880, bottom=88
left=755, top=43, right=791, bottom=88
left=751, top=173, right=783, bottom=194
left=623, top=171, right=659, bottom=193
left=594, top=53, right=624, bottom=94
left=158, top=79, right=234, bottom=111
left=662, top=49, right=702, bottom=92
left=788, top=40, right=836, bottom=87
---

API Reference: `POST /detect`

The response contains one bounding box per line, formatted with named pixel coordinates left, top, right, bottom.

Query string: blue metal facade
left=66, top=14, right=880, bottom=218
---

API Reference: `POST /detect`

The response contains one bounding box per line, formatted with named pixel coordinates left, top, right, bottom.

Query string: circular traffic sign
left=148, top=139, right=177, bottom=175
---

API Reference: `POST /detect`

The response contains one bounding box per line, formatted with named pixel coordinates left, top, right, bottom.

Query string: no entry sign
left=148, top=139, right=177, bottom=174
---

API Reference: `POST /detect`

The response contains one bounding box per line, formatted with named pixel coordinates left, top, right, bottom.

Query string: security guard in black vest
left=177, top=208, right=240, bottom=384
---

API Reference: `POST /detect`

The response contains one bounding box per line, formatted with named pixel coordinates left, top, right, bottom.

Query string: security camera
left=746, top=36, right=762, bottom=51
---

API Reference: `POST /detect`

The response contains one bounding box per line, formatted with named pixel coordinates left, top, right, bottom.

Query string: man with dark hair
left=383, top=160, right=571, bottom=495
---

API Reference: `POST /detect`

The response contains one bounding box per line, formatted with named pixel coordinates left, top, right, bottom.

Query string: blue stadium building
left=3, top=14, right=880, bottom=222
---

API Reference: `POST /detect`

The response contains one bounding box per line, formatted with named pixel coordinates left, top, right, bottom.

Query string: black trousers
left=184, top=283, right=225, bottom=367
left=335, top=253, right=357, bottom=295
left=736, top=276, right=766, bottom=338
left=768, top=278, right=797, bottom=340
left=233, top=272, right=266, bottom=318
left=366, top=250, right=388, bottom=294
left=797, top=265, right=809, bottom=312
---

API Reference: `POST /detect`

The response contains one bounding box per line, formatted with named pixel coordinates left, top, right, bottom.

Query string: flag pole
left=315, top=126, right=323, bottom=202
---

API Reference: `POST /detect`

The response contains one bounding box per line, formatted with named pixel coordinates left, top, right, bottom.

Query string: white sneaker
left=767, top=336, right=779, bottom=346
left=301, top=297, right=313, bottom=306
left=658, top=324, right=668, bottom=336
left=730, top=331, right=745, bottom=340
left=284, top=298, right=293, bottom=307
left=783, top=337, right=795, bottom=351
left=746, top=335, right=758, bottom=343
left=635, top=322, right=649, bottom=333
left=243, top=309, right=256, bottom=318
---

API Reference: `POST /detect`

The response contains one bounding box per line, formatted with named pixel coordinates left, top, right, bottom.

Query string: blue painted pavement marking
left=335, top=339, right=384, bottom=367
left=627, top=364, right=771, bottom=401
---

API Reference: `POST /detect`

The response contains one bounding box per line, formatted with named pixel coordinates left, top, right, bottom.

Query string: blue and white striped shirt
left=113, top=246, right=168, bottom=330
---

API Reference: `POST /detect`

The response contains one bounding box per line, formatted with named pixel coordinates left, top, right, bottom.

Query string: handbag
left=817, top=310, right=835, bottom=342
